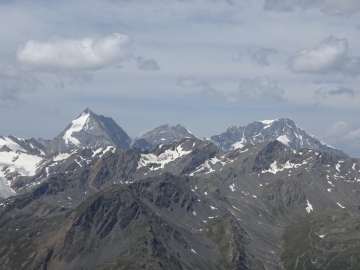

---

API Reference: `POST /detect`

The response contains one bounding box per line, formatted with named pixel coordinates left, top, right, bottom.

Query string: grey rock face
left=132, top=124, right=195, bottom=149
left=47, top=108, right=131, bottom=152
left=210, top=118, right=348, bottom=158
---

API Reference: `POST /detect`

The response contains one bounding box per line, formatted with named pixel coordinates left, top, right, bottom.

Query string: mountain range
left=0, top=108, right=358, bottom=270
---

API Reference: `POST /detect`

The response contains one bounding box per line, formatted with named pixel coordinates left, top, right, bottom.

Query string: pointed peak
left=83, top=108, right=95, bottom=114
left=79, top=108, right=97, bottom=118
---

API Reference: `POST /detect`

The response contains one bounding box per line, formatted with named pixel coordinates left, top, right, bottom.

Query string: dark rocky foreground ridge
left=1, top=137, right=360, bottom=269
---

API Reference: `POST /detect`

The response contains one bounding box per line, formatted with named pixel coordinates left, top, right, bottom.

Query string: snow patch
left=277, top=135, right=290, bottom=147
left=259, top=119, right=276, bottom=125
left=262, top=160, right=306, bottom=174
left=53, top=152, right=72, bottom=161
left=99, top=146, right=114, bottom=158
left=335, top=162, right=341, bottom=172
left=337, top=202, right=345, bottom=208
left=232, top=205, right=242, bottom=212
left=189, top=156, right=221, bottom=176
left=63, top=112, right=90, bottom=145
left=305, top=199, right=313, bottom=213
left=92, top=148, right=103, bottom=157
left=137, top=144, right=191, bottom=171
left=229, top=183, right=236, bottom=192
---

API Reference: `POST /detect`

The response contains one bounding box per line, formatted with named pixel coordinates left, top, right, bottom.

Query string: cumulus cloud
left=16, top=33, right=132, bottom=72
left=288, top=37, right=360, bottom=76
left=176, top=76, right=210, bottom=88
left=233, top=76, right=285, bottom=102
left=264, top=0, right=360, bottom=15
left=315, top=86, right=355, bottom=99
left=136, top=57, right=160, bottom=71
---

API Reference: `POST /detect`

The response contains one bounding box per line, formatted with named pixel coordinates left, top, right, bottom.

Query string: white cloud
left=136, top=57, right=160, bottom=71
left=16, top=33, right=132, bottom=72
left=264, top=0, right=360, bottom=15
left=176, top=76, right=210, bottom=88
left=233, top=76, right=285, bottom=102
left=288, top=37, right=360, bottom=77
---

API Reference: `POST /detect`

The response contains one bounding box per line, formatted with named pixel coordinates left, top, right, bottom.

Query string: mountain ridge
left=1, top=137, right=360, bottom=269
left=210, top=118, right=348, bottom=158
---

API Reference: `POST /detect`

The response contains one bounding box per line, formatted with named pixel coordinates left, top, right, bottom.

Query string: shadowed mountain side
left=0, top=175, right=264, bottom=270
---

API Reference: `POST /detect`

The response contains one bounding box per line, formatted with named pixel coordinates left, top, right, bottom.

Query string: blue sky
left=1, top=0, right=360, bottom=156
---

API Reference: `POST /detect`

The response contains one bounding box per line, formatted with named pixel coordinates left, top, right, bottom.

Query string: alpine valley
left=0, top=109, right=359, bottom=270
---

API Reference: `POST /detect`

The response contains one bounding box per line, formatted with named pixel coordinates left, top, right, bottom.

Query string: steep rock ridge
left=0, top=176, right=263, bottom=270
left=210, top=118, right=348, bottom=158
left=48, top=108, right=131, bottom=152
left=132, top=124, right=195, bottom=149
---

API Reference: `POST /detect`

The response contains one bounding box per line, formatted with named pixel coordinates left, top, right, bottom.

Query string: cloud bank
left=264, top=0, right=360, bottom=15
left=176, top=76, right=210, bottom=88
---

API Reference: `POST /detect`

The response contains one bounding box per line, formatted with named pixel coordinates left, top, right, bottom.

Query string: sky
left=1, top=0, right=360, bottom=157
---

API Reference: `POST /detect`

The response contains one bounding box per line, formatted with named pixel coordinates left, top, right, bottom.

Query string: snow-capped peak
left=211, top=118, right=348, bottom=158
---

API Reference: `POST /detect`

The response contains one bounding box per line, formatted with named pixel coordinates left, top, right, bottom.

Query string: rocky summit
left=0, top=109, right=358, bottom=270
left=132, top=124, right=196, bottom=150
